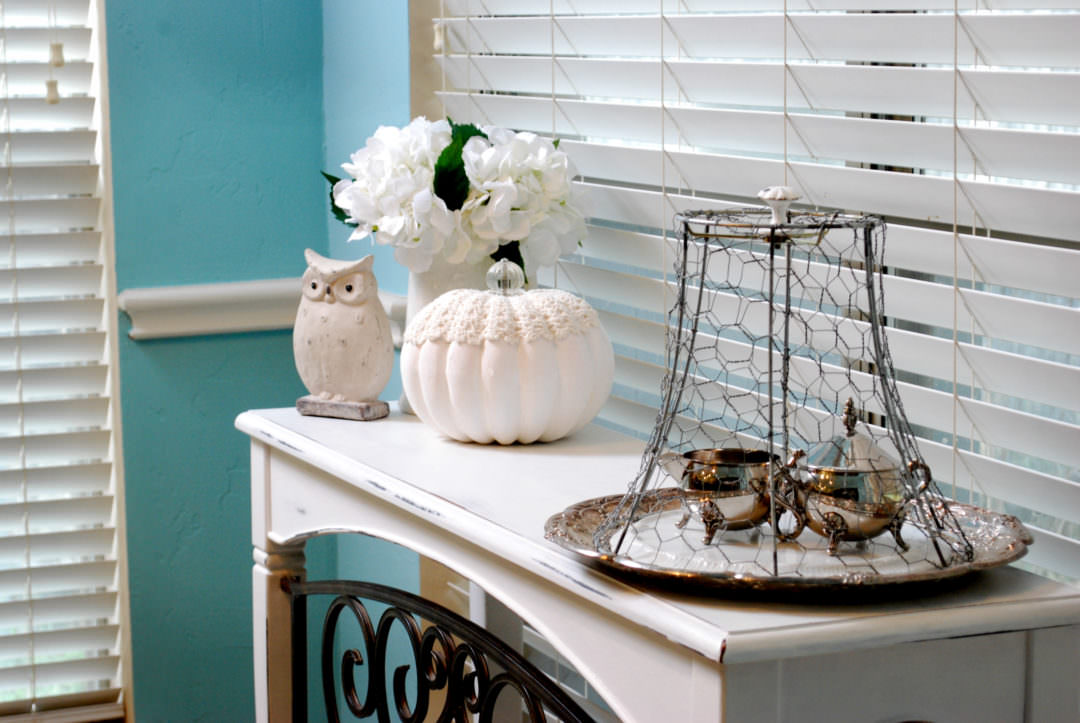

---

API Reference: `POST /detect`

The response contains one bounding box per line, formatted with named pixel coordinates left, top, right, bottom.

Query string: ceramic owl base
left=293, top=249, right=394, bottom=421
left=295, top=395, right=389, bottom=421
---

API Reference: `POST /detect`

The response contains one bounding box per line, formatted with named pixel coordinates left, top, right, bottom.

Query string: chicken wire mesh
left=591, top=208, right=975, bottom=583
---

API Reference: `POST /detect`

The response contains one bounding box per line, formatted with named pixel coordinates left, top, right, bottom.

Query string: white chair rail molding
left=117, top=276, right=406, bottom=344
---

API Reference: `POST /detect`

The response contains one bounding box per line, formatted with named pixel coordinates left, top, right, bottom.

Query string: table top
left=237, top=406, right=1080, bottom=665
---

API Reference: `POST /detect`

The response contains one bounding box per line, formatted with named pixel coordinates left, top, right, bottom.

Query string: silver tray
left=544, top=489, right=1032, bottom=593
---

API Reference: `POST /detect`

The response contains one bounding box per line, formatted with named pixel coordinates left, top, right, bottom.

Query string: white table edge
left=237, top=408, right=1080, bottom=666
left=237, top=408, right=731, bottom=663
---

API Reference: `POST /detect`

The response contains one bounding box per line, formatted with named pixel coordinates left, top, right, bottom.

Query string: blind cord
left=45, top=1, right=58, bottom=103
left=1, top=0, right=36, bottom=704
left=783, top=0, right=788, bottom=187
left=550, top=0, right=557, bottom=289
left=437, top=0, right=446, bottom=117
left=660, top=0, right=666, bottom=318
left=951, top=1, right=959, bottom=503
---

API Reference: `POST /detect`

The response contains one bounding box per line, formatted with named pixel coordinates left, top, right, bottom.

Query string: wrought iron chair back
left=286, top=578, right=596, bottom=723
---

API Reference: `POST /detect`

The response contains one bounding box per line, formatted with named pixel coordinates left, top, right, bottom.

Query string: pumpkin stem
left=486, top=258, right=526, bottom=295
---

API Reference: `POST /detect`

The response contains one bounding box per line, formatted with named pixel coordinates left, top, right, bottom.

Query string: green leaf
left=552, top=138, right=560, bottom=149
left=490, top=240, right=528, bottom=284
left=433, top=145, right=471, bottom=212
left=433, top=119, right=488, bottom=211
left=321, top=171, right=351, bottom=225
left=449, top=117, right=487, bottom=146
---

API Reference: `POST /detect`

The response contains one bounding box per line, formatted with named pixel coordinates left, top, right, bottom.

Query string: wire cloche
left=546, top=189, right=1032, bottom=592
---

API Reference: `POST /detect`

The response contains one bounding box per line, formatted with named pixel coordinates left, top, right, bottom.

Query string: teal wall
left=107, top=1, right=327, bottom=288
left=322, top=0, right=411, bottom=296
left=114, top=324, right=308, bottom=721
left=108, top=0, right=415, bottom=716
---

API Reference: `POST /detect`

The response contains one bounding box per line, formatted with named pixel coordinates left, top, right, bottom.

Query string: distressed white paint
left=239, top=407, right=1080, bottom=722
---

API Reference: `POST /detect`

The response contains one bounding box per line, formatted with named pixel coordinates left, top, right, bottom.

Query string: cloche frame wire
left=590, top=207, right=975, bottom=583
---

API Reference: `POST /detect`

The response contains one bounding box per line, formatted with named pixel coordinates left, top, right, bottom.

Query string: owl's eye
left=331, top=274, right=367, bottom=304
left=302, top=274, right=325, bottom=300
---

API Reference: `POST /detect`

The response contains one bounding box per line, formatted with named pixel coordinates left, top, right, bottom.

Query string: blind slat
left=0, top=560, right=115, bottom=602
left=0, top=0, right=88, bottom=25
left=0, top=463, right=111, bottom=503
left=869, top=225, right=1080, bottom=301
left=0, top=690, right=122, bottom=717
left=565, top=139, right=1080, bottom=242
left=1019, top=526, right=1080, bottom=582
left=0, top=330, right=105, bottom=370
left=0, top=198, right=100, bottom=233
left=441, top=55, right=1080, bottom=127
left=0, top=27, right=90, bottom=62
left=4, top=131, right=95, bottom=165
left=0, top=297, right=104, bottom=335
left=0, top=397, right=111, bottom=437
left=0, top=164, right=98, bottom=198
left=957, top=398, right=1079, bottom=471
left=583, top=183, right=1080, bottom=300
left=446, top=92, right=1080, bottom=188
left=0, top=625, right=118, bottom=664
left=0, top=63, right=92, bottom=98
left=0, top=364, right=107, bottom=403
left=0, top=264, right=102, bottom=301
left=954, top=451, right=1080, bottom=527
left=444, top=0, right=1078, bottom=15
left=538, top=261, right=666, bottom=313
left=443, top=14, right=1080, bottom=67
left=0, top=429, right=110, bottom=470
left=0, top=656, right=119, bottom=695
left=0, top=527, right=113, bottom=567
left=1, top=97, right=94, bottom=131
left=0, top=232, right=101, bottom=269
left=0, top=591, right=116, bottom=628
left=0, top=495, right=112, bottom=536
left=596, top=394, right=658, bottom=438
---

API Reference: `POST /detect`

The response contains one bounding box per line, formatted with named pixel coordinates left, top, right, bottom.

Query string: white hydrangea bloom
left=332, top=117, right=586, bottom=275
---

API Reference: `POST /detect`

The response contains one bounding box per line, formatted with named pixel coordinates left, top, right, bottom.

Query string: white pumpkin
left=401, top=261, right=614, bottom=445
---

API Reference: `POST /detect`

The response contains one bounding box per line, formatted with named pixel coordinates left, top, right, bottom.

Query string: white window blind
left=0, top=0, right=124, bottom=717
left=432, top=1, right=1080, bottom=582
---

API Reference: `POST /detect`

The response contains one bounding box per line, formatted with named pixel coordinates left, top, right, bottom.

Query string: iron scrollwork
left=286, top=578, right=595, bottom=723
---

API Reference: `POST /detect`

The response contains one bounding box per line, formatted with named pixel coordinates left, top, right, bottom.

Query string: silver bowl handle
left=907, top=460, right=932, bottom=493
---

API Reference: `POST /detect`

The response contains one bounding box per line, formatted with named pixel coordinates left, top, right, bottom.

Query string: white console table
left=238, top=407, right=1080, bottom=723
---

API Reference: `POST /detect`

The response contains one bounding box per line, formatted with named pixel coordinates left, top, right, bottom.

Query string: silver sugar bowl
left=788, top=400, right=929, bottom=555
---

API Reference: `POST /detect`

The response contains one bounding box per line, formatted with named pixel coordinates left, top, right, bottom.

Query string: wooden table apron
left=238, top=408, right=1080, bottom=723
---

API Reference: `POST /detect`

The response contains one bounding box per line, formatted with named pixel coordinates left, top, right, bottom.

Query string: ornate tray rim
left=544, top=489, right=1032, bottom=594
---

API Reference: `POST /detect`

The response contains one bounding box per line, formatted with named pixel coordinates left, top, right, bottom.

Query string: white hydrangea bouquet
left=326, top=117, right=586, bottom=279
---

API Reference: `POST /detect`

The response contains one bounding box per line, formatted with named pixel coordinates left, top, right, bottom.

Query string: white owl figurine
left=293, top=249, right=394, bottom=419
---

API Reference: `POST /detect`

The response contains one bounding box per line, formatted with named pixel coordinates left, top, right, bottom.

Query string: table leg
left=252, top=541, right=305, bottom=723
